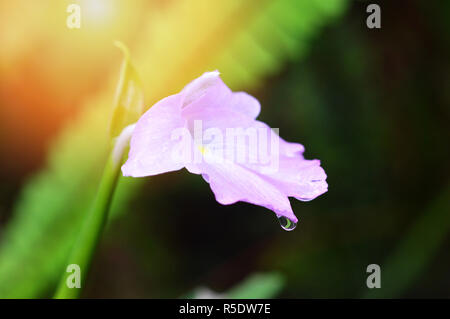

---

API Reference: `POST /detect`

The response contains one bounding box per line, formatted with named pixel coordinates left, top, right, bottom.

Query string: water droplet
left=277, top=216, right=297, bottom=231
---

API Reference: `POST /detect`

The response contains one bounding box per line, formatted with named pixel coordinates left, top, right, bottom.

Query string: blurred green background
left=0, top=0, right=449, bottom=298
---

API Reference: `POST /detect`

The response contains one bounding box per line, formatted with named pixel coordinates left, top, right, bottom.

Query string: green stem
left=53, top=149, right=123, bottom=299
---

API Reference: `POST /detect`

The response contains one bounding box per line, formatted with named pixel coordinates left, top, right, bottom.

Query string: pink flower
left=122, top=71, right=327, bottom=229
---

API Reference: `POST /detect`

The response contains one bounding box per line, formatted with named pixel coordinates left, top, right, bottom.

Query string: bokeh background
left=0, top=0, right=449, bottom=298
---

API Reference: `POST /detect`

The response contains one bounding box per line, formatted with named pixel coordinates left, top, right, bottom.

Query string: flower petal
left=180, top=70, right=229, bottom=108
left=183, top=106, right=301, bottom=165
left=198, top=156, right=297, bottom=223
left=121, top=94, right=188, bottom=177
left=122, top=70, right=327, bottom=224
left=184, top=105, right=327, bottom=202
left=260, top=157, right=328, bottom=202
left=228, top=91, right=261, bottom=119
left=181, top=72, right=260, bottom=119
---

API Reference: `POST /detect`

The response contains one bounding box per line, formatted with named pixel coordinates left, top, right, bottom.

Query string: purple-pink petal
left=122, top=71, right=328, bottom=224
left=198, top=157, right=298, bottom=223
left=121, top=94, right=187, bottom=177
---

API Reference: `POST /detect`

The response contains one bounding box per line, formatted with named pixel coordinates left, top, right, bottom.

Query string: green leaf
left=109, top=41, right=145, bottom=138
left=187, top=273, right=285, bottom=299
left=0, top=0, right=348, bottom=298
left=226, top=273, right=284, bottom=299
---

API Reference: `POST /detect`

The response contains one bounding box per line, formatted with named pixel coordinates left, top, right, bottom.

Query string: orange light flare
left=0, top=0, right=147, bottom=178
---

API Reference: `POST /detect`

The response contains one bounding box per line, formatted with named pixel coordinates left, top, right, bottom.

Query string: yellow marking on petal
left=198, top=145, right=208, bottom=155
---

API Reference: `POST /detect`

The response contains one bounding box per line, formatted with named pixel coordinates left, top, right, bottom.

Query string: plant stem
left=53, top=148, right=123, bottom=299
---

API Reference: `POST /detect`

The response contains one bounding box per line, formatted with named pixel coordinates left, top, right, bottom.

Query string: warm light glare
left=81, top=0, right=117, bottom=26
